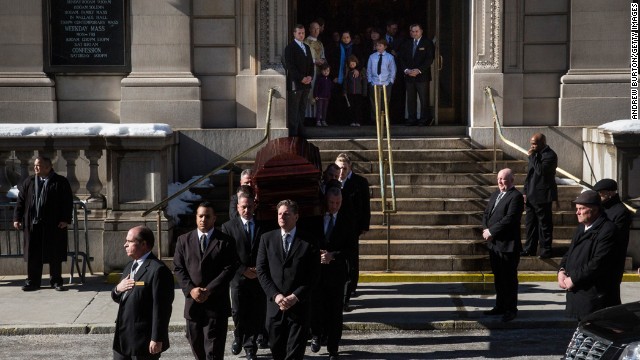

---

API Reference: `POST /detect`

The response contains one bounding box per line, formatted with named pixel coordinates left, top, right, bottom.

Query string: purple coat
left=313, top=76, right=333, bottom=99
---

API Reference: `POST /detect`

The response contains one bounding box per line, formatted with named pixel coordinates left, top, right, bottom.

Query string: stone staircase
left=309, top=136, right=602, bottom=273
left=176, top=133, right=632, bottom=273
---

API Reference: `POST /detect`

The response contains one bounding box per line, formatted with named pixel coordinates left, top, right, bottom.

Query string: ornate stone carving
left=474, top=0, right=502, bottom=71
left=259, top=0, right=285, bottom=73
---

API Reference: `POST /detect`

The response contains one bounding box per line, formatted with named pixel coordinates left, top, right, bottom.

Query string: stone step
left=319, top=149, right=505, bottom=162
left=368, top=211, right=579, bottom=226
left=368, top=184, right=582, bottom=199
left=359, top=239, right=573, bottom=256
left=353, top=160, right=528, bottom=174
left=369, top=197, right=578, bottom=211
left=362, top=173, right=530, bottom=186
left=359, top=255, right=634, bottom=272
left=305, top=125, right=467, bottom=139
left=309, top=137, right=482, bottom=150
left=362, top=225, right=577, bottom=240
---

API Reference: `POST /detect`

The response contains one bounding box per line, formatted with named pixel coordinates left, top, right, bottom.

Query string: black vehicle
left=564, top=301, right=640, bottom=360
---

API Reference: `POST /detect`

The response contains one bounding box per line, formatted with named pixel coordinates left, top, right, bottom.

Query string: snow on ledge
left=597, top=119, right=640, bottom=134
left=0, top=123, right=172, bottom=137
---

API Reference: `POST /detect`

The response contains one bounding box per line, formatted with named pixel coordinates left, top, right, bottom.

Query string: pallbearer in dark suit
left=256, top=200, right=320, bottom=360
left=173, top=202, right=239, bottom=360
left=482, top=168, right=524, bottom=322
left=335, top=153, right=370, bottom=310
left=221, top=186, right=267, bottom=360
left=284, top=24, right=315, bottom=137
left=310, top=187, right=357, bottom=360
left=112, top=225, right=174, bottom=360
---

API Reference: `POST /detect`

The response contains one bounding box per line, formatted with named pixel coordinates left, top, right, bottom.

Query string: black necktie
left=131, top=261, right=139, bottom=277
left=325, top=214, right=335, bottom=240
left=377, top=54, right=383, bottom=75
left=200, top=234, right=207, bottom=254
left=413, top=39, right=418, bottom=57
left=283, top=233, right=291, bottom=257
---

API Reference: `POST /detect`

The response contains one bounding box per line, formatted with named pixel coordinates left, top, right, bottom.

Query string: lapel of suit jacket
left=202, top=231, right=220, bottom=259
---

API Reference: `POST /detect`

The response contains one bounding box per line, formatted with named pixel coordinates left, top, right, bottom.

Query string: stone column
left=0, top=1, right=56, bottom=123
left=120, top=0, right=202, bottom=128
left=559, top=0, right=631, bottom=125
left=62, top=150, right=81, bottom=198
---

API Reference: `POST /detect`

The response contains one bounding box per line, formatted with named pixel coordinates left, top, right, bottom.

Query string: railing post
left=84, top=150, right=105, bottom=208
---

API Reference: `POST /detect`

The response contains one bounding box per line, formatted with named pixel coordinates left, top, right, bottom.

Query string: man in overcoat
left=558, top=190, right=617, bottom=320
left=174, top=202, right=239, bottom=360
left=481, top=168, right=524, bottom=322
left=112, top=225, right=174, bottom=360
left=13, top=156, right=73, bottom=291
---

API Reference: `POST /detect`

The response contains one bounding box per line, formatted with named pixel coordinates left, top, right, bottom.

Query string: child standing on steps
left=314, top=64, right=332, bottom=126
left=343, top=55, right=367, bottom=126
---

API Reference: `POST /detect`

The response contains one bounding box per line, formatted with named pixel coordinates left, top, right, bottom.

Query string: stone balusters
left=61, top=150, right=81, bottom=199
left=14, top=151, right=33, bottom=185
left=84, top=150, right=105, bottom=208
left=0, top=152, right=12, bottom=201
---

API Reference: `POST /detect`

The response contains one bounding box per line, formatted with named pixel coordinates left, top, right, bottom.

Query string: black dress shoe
left=52, top=283, right=66, bottom=291
left=329, top=354, right=339, bottom=360
left=538, top=253, right=552, bottom=259
left=501, top=311, right=517, bottom=322
left=245, top=351, right=257, bottom=360
left=21, top=284, right=40, bottom=292
left=483, top=307, right=505, bottom=315
left=520, top=251, right=532, bottom=256
left=257, top=334, right=269, bottom=349
left=231, top=338, right=241, bottom=355
left=310, top=336, right=321, bottom=353
left=343, top=304, right=353, bottom=312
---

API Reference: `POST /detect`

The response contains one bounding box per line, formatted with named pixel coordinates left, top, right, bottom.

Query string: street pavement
left=0, top=273, right=639, bottom=335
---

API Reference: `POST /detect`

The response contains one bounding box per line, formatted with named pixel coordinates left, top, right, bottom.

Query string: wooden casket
left=253, top=137, right=322, bottom=221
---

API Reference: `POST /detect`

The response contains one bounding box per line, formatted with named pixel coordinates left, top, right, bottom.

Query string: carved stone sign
left=44, top=0, right=129, bottom=72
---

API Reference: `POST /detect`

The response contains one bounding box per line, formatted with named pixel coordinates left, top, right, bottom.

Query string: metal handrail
left=373, top=85, right=397, bottom=273
left=141, top=87, right=278, bottom=257
left=484, top=86, right=637, bottom=214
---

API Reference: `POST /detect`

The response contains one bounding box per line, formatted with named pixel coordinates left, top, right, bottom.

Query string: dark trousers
left=186, top=315, right=228, bottom=360
left=523, top=201, right=553, bottom=256
left=27, top=224, right=63, bottom=286
left=405, top=79, right=431, bottom=124
left=315, top=98, right=329, bottom=122
left=287, top=89, right=309, bottom=137
left=344, top=241, right=360, bottom=303
left=368, top=84, right=392, bottom=123
left=311, top=272, right=346, bottom=355
left=268, top=310, right=308, bottom=360
left=231, top=277, right=266, bottom=355
left=113, top=351, right=160, bottom=360
left=489, top=249, right=520, bottom=312
left=346, top=94, right=364, bottom=125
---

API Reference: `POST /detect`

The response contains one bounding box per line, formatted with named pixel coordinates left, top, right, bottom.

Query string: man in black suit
left=399, top=23, right=435, bottom=126
left=335, top=153, right=370, bottom=310
left=174, top=202, right=238, bottom=360
left=256, top=199, right=319, bottom=360
left=481, top=168, right=524, bottom=322
left=112, top=225, right=174, bottom=360
left=310, top=187, right=357, bottom=360
left=558, top=190, right=617, bottom=320
left=521, top=133, right=558, bottom=259
left=593, top=178, right=632, bottom=306
left=228, top=169, right=254, bottom=220
left=13, top=156, right=73, bottom=292
left=284, top=24, right=314, bottom=137
left=221, top=187, right=267, bottom=360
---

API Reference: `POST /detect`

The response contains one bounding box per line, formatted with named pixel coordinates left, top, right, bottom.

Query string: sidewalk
left=0, top=274, right=638, bottom=335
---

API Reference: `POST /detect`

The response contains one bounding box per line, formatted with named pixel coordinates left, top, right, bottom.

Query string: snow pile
left=598, top=120, right=640, bottom=134
left=0, top=123, right=172, bottom=137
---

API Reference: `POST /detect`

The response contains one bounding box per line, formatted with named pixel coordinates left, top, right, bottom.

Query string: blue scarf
left=337, top=42, right=353, bottom=85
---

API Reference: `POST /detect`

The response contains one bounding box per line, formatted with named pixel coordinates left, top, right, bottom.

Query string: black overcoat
left=13, top=172, right=73, bottom=263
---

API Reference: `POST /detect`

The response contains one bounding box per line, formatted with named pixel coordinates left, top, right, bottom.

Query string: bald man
left=521, top=133, right=558, bottom=259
